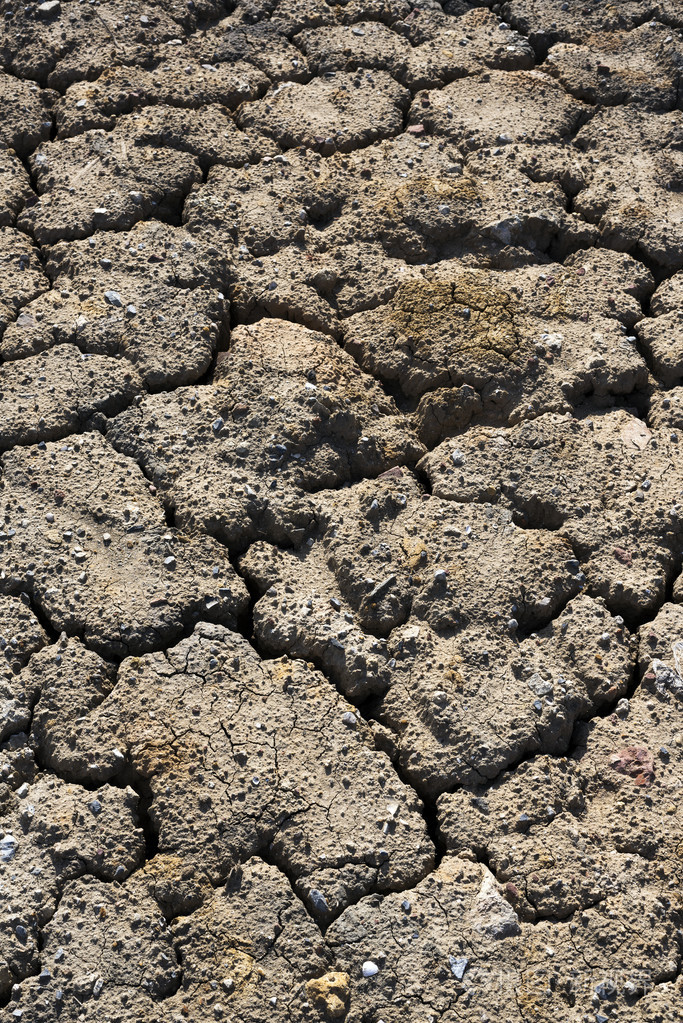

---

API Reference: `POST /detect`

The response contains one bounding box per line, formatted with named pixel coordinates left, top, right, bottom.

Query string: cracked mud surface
left=1, top=1, right=683, bottom=1021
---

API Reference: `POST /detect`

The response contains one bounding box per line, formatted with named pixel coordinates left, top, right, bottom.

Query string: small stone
left=341, top=712, right=357, bottom=728
left=527, top=673, right=552, bottom=697
left=309, top=889, right=329, bottom=913
left=37, top=0, right=60, bottom=15
left=449, top=956, right=468, bottom=980
left=104, top=290, right=123, bottom=307
left=609, top=746, right=655, bottom=787
left=0, top=834, right=18, bottom=861
left=362, top=961, right=379, bottom=978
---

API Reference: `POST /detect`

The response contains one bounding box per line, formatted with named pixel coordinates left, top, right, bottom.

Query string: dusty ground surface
left=1, top=1, right=683, bottom=1021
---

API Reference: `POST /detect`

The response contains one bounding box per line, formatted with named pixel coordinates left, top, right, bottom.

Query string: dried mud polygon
left=1, top=2, right=683, bottom=1021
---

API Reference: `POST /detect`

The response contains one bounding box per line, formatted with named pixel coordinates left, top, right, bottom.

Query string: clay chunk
left=0, top=344, right=141, bottom=450
left=436, top=647, right=683, bottom=1014
left=107, top=318, right=424, bottom=547
left=409, top=70, right=588, bottom=150
left=19, top=106, right=270, bottom=245
left=0, top=774, right=143, bottom=999
left=638, top=269, right=683, bottom=387
left=422, top=409, right=683, bottom=618
left=185, top=133, right=592, bottom=269
left=2, top=223, right=228, bottom=389
left=242, top=470, right=633, bottom=795
left=40, top=621, right=434, bottom=922
left=500, top=0, right=652, bottom=51
left=2, top=3, right=683, bottom=1021
left=237, top=70, right=409, bottom=154
left=0, top=432, right=248, bottom=658
left=0, top=0, right=225, bottom=89
left=544, top=22, right=683, bottom=110
left=55, top=61, right=270, bottom=139
left=572, top=107, right=683, bottom=268
left=344, top=248, right=651, bottom=442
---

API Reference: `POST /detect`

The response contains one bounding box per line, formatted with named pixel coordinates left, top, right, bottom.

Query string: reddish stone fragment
left=609, top=747, right=655, bottom=787
left=614, top=547, right=632, bottom=566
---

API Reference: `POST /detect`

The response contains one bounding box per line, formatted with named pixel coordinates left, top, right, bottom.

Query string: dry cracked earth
left=2, top=0, right=683, bottom=1021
